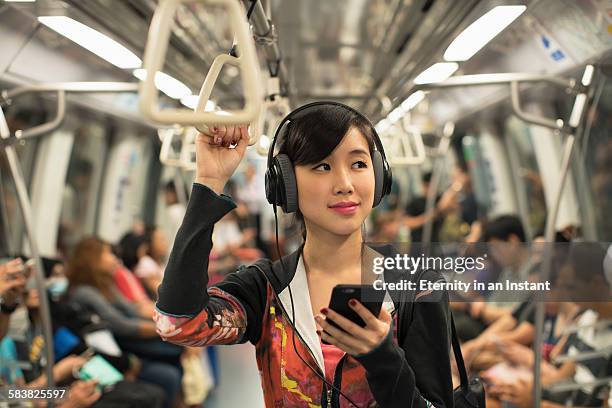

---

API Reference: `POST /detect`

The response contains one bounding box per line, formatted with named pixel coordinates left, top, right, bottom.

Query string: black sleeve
left=156, top=183, right=269, bottom=345
left=355, top=270, right=454, bottom=408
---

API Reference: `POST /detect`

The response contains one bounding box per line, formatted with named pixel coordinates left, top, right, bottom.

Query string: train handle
left=140, top=0, right=264, bottom=133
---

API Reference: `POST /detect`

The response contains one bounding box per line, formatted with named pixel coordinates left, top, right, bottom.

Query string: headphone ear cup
left=383, top=159, right=393, bottom=197
left=274, top=154, right=298, bottom=213
left=372, top=150, right=384, bottom=207
left=265, top=165, right=277, bottom=205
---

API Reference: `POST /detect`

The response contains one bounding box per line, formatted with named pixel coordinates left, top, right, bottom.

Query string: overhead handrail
left=413, top=72, right=583, bottom=134
left=0, top=90, right=66, bottom=141
left=242, top=0, right=288, bottom=93
left=140, top=0, right=264, bottom=137
left=1, top=82, right=139, bottom=142
left=0, top=107, right=56, bottom=398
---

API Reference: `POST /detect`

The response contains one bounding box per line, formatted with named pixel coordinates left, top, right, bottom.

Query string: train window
left=57, top=118, right=108, bottom=256
left=581, top=72, right=612, bottom=240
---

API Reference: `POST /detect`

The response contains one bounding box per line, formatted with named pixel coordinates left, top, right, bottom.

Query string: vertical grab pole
left=422, top=122, right=454, bottom=254
left=532, top=134, right=575, bottom=407
left=0, top=108, right=56, bottom=405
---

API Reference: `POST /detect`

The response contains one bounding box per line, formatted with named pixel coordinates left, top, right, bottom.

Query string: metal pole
left=0, top=108, right=56, bottom=405
left=532, top=133, right=575, bottom=407
left=422, top=122, right=453, bottom=253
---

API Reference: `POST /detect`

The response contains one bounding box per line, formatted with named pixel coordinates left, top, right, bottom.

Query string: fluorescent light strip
left=443, top=5, right=526, bottom=62
left=133, top=69, right=191, bottom=100
left=38, top=16, right=141, bottom=69
left=400, top=91, right=425, bottom=112
left=414, top=62, right=459, bottom=85
left=5, top=0, right=36, bottom=2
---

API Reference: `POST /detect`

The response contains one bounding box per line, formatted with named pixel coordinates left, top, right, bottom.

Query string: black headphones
left=264, top=101, right=393, bottom=213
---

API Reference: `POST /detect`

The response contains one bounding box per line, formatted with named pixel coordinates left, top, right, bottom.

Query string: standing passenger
left=154, top=102, right=453, bottom=407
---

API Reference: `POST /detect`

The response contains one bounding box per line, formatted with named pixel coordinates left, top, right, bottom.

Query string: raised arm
left=154, top=125, right=268, bottom=347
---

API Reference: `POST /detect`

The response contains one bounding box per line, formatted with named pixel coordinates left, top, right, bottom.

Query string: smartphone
left=323, top=285, right=385, bottom=343
left=78, top=355, right=123, bottom=388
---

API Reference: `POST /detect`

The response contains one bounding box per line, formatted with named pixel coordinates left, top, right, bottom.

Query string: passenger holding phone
left=0, top=258, right=30, bottom=340
left=155, top=103, right=453, bottom=407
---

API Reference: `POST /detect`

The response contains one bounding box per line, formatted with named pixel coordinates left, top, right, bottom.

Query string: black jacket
left=156, top=183, right=454, bottom=407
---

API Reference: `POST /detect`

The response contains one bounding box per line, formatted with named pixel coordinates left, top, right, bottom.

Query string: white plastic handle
left=255, top=96, right=290, bottom=156
left=180, top=127, right=198, bottom=171
left=140, top=0, right=264, bottom=127
left=386, top=120, right=426, bottom=167
left=158, top=128, right=185, bottom=167
left=195, top=54, right=263, bottom=146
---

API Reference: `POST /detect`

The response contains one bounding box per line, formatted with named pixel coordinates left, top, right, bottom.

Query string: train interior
left=0, top=0, right=611, bottom=407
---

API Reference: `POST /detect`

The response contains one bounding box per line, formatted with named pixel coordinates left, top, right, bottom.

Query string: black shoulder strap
left=395, top=269, right=471, bottom=391
left=450, top=314, right=470, bottom=391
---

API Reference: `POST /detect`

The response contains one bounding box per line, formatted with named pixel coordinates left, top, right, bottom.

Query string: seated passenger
left=116, top=232, right=156, bottom=316
left=485, top=243, right=612, bottom=407
left=0, top=258, right=28, bottom=341
left=134, top=226, right=168, bottom=300
left=66, top=237, right=182, bottom=408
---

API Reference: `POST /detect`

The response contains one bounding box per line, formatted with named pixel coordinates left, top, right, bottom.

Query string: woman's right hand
left=195, top=125, right=250, bottom=194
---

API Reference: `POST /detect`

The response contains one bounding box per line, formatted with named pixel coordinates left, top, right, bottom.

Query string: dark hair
left=276, top=104, right=377, bottom=239
left=66, top=237, right=113, bottom=298
left=422, top=171, right=433, bottom=184
left=483, top=215, right=526, bottom=242
left=118, top=232, right=147, bottom=270
left=164, top=181, right=176, bottom=194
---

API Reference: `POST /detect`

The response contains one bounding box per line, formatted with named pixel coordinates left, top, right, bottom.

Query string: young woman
left=154, top=102, right=454, bottom=407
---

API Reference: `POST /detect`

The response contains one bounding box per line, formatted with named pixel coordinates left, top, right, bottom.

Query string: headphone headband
left=266, top=101, right=388, bottom=169
left=265, top=101, right=392, bottom=212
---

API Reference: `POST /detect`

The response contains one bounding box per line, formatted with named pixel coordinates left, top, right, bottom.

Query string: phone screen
left=79, top=355, right=123, bottom=388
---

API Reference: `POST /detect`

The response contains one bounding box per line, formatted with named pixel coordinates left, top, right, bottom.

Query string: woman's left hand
left=315, top=300, right=392, bottom=356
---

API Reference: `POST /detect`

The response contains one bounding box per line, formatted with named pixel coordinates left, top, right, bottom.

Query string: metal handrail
left=140, top=0, right=264, bottom=131
left=532, top=65, right=593, bottom=407
left=9, top=91, right=66, bottom=140
left=0, top=107, right=56, bottom=401
left=421, top=122, right=454, bottom=252
left=413, top=72, right=582, bottom=134
left=1, top=82, right=140, bottom=141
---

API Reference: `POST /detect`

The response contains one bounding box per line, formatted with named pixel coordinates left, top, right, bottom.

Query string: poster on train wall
left=97, top=135, right=151, bottom=243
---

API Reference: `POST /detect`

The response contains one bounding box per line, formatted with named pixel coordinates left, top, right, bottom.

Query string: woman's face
left=294, top=127, right=375, bottom=237
left=99, top=245, right=119, bottom=276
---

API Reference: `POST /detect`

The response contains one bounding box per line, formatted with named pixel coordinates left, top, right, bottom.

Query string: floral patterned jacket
left=154, top=183, right=453, bottom=407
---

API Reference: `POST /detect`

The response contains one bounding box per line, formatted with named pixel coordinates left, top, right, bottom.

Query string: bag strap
left=394, top=268, right=470, bottom=390
left=450, top=314, right=470, bottom=390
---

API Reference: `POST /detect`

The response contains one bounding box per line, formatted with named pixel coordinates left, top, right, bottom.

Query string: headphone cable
left=273, top=205, right=360, bottom=408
